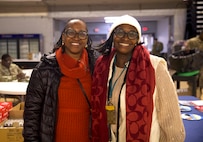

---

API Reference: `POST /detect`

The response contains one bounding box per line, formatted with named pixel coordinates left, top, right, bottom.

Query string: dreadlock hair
left=52, top=27, right=66, bottom=53
left=86, top=37, right=95, bottom=74
left=96, top=32, right=114, bottom=56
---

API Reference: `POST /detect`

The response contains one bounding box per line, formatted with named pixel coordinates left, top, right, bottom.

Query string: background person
left=185, top=30, right=203, bottom=50
left=0, top=54, right=25, bottom=82
left=23, top=19, right=95, bottom=142
left=151, top=37, right=163, bottom=56
left=91, top=15, right=185, bottom=142
left=185, top=30, right=203, bottom=96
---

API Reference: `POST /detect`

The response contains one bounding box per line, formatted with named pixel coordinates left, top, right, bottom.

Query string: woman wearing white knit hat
left=91, top=15, right=185, bottom=142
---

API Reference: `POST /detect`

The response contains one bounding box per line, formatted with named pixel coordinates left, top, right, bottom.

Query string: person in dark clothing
left=151, top=37, right=163, bottom=56
left=23, top=19, right=95, bottom=142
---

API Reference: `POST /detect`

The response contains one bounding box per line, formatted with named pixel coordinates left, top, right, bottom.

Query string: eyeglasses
left=64, top=28, right=88, bottom=40
left=114, top=28, right=138, bottom=40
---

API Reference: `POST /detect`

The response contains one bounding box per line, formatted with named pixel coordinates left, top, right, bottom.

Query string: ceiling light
left=104, top=16, right=119, bottom=23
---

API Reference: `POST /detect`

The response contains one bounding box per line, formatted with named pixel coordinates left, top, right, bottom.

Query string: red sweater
left=55, top=48, right=91, bottom=142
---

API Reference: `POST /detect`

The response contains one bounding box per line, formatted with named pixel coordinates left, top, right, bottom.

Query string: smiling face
left=113, top=24, right=139, bottom=55
left=62, top=19, right=88, bottom=59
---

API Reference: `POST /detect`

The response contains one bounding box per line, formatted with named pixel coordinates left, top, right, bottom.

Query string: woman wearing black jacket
left=23, top=19, right=95, bottom=142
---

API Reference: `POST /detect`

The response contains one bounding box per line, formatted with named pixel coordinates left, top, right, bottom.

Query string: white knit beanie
left=107, top=15, right=142, bottom=43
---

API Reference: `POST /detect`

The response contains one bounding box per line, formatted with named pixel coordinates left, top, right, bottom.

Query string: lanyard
left=108, top=57, right=127, bottom=102
left=107, top=56, right=129, bottom=142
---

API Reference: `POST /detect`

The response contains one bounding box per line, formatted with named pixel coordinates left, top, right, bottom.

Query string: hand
left=17, top=73, right=26, bottom=80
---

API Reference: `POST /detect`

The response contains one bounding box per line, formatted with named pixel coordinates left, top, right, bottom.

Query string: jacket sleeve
left=155, top=60, right=185, bottom=142
left=23, top=68, right=45, bottom=142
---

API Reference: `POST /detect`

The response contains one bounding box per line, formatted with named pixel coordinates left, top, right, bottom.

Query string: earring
left=62, top=41, right=64, bottom=46
left=85, top=44, right=88, bottom=48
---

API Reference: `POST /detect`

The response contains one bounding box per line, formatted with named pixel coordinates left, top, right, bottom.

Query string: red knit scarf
left=91, top=45, right=155, bottom=142
left=56, top=47, right=89, bottom=78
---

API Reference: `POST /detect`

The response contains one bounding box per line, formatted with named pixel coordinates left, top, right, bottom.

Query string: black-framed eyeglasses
left=64, top=28, right=88, bottom=40
left=114, top=28, right=138, bottom=40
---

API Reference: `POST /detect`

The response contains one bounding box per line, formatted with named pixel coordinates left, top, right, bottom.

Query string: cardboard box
left=0, top=102, right=25, bottom=142
left=0, top=127, right=23, bottom=142
left=9, top=102, right=24, bottom=119
left=0, top=119, right=24, bottom=142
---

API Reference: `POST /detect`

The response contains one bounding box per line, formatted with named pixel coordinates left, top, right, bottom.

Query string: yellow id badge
left=105, top=105, right=116, bottom=124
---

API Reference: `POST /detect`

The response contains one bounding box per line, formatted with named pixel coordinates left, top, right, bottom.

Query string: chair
left=172, top=70, right=200, bottom=97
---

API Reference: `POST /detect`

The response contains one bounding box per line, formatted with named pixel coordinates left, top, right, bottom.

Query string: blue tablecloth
left=179, top=96, right=203, bottom=142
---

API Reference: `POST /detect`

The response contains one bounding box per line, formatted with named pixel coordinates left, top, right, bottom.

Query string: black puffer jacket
left=23, top=53, right=62, bottom=142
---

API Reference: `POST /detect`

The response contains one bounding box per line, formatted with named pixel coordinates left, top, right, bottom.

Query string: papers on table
left=180, top=106, right=192, bottom=112
left=179, top=100, right=203, bottom=106
left=179, top=100, right=203, bottom=119
left=181, top=113, right=203, bottom=121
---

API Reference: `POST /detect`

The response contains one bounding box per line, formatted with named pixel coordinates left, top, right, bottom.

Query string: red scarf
left=56, top=47, right=89, bottom=78
left=91, top=45, right=155, bottom=142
